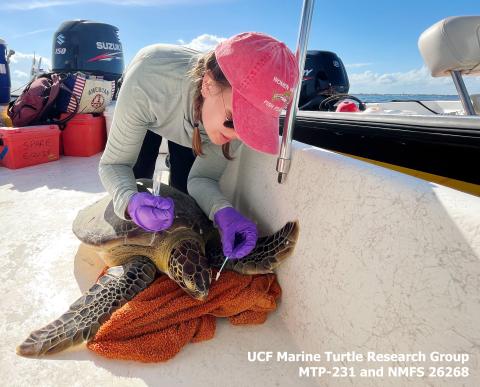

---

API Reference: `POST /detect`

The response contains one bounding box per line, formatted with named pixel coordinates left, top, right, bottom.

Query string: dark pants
left=133, top=130, right=196, bottom=194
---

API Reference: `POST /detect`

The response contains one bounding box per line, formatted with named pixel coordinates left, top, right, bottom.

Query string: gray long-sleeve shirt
left=99, top=43, right=242, bottom=221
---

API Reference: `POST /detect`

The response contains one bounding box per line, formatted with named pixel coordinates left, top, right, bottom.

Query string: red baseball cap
left=215, top=32, right=299, bottom=154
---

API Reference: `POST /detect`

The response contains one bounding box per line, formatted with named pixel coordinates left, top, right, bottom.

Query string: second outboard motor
left=52, top=20, right=124, bottom=83
left=299, top=50, right=349, bottom=111
left=0, top=38, right=11, bottom=105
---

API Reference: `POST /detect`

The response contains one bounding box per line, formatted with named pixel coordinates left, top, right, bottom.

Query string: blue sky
left=3, top=0, right=480, bottom=94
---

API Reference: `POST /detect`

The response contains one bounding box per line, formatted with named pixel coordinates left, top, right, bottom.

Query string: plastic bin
left=60, top=113, right=106, bottom=156
left=0, top=125, right=60, bottom=169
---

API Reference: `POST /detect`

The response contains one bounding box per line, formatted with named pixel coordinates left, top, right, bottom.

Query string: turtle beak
left=185, top=269, right=211, bottom=301
left=190, top=289, right=209, bottom=301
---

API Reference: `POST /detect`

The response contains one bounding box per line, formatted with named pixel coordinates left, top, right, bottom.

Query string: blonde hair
left=187, top=50, right=233, bottom=160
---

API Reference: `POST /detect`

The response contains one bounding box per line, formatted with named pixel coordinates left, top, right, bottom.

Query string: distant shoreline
left=352, top=94, right=459, bottom=102
left=354, top=93, right=458, bottom=96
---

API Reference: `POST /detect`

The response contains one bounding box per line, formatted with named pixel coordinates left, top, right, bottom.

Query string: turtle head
left=168, top=239, right=212, bottom=301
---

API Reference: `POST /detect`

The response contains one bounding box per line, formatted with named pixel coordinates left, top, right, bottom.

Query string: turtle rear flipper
left=208, top=221, right=299, bottom=275
left=16, top=256, right=156, bottom=357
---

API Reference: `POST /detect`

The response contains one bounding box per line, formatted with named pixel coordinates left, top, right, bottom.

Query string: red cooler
left=0, top=125, right=60, bottom=169
left=61, top=113, right=106, bottom=157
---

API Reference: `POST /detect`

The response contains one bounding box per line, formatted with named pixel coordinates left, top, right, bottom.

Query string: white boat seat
left=418, top=16, right=480, bottom=77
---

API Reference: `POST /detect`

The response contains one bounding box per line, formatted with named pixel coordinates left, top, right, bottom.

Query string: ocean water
left=353, top=94, right=459, bottom=103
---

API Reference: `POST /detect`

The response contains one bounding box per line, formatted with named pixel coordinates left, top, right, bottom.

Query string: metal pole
left=277, top=0, right=315, bottom=184
left=451, top=71, right=476, bottom=115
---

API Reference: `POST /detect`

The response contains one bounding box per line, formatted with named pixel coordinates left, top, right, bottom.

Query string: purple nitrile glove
left=127, top=192, right=175, bottom=232
left=213, top=207, right=258, bottom=260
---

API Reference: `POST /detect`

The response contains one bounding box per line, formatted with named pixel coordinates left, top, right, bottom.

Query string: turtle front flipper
left=16, top=256, right=156, bottom=357
left=167, top=239, right=212, bottom=301
left=208, top=221, right=299, bottom=275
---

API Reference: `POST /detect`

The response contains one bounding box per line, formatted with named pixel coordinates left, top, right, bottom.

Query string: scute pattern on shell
left=72, top=180, right=213, bottom=246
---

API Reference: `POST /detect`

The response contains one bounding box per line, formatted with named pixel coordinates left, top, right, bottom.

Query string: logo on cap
left=270, top=76, right=293, bottom=109
left=272, top=91, right=292, bottom=105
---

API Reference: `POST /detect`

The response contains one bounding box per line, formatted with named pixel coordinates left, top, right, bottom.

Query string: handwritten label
left=21, top=138, right=57, bottom=161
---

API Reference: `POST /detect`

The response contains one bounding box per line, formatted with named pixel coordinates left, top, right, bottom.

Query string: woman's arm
left=188, top=141, right=258, bottom=259
left=187, top=141, right=242, bottom=220
left=99, top=62, right=156, bottom=220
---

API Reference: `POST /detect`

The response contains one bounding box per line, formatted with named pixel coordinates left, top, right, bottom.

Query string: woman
left=99, top=32, right=299, bottom=260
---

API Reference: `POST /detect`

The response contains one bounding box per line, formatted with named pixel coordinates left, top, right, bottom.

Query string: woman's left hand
left=214, top=207, right=258, bottom=259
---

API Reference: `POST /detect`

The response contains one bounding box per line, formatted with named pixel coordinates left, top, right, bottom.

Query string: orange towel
left=87, top=268, right=282, bottom=362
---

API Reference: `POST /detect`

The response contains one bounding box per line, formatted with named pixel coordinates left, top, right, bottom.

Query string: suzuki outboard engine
left=52, top=20, right=124, bottom=83
left=299, top=50, right=350, bottom=111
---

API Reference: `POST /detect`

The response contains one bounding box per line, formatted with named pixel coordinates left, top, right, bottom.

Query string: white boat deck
left=0, top=155, right=318, bottom=387
left=2, top=143, right=480, bottom=386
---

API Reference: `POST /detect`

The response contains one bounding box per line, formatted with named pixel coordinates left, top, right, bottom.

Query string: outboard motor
left=52, top=20, right=124, bottom=84
left=0, top=38, right=11, bottom=105
left=299, top=50, right=350, bottom=111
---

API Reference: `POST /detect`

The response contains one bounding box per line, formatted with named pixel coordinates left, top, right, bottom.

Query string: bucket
left=60, top=113, right=106, bottom=156
left=0, top=38, right=11, bottom=105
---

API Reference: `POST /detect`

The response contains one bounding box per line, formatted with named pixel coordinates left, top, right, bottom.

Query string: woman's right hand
left=127, top=192, right=175, bottom=232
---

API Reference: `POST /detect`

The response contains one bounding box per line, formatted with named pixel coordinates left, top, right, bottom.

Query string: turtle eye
left=223, top=119, right=234, bottom=129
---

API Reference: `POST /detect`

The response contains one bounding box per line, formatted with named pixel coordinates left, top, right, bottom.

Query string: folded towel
left=87, top=268, right=282, bottom=362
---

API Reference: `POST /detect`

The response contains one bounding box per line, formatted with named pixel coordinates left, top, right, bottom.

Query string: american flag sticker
left=67, top=75, right=86, bottom=112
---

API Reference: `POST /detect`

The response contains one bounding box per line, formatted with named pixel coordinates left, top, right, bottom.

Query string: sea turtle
left=17, top=179, right=299, bottom=357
